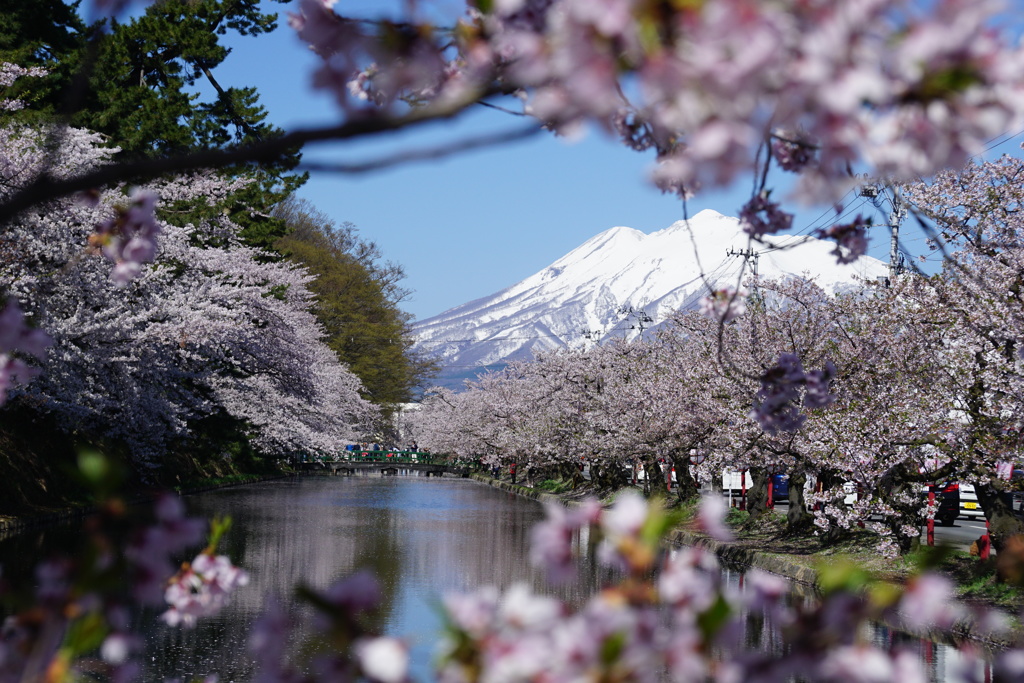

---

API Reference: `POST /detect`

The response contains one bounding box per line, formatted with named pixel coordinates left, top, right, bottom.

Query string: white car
left=721, top=468, right=754, bottom=493
left=958, top=483, right=984, bottom=519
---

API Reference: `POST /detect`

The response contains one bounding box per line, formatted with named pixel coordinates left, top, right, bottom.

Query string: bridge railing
left=306, top=450, right=437, bottom=464
left=298, top=451, right=488, bottom=472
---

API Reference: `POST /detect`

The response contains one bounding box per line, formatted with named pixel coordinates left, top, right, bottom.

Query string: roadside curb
left=468, top=473, right=565, bottom=507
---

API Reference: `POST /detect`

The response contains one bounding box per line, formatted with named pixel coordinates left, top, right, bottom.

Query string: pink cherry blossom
left=356, top=637, right=409, bottom=683
left=694, top=495, right=734, bottom=543
left=739, top=193, right=794, bottom=240
left=699, top=287, right=748, bottom=323
left=161, top=553, right=250, bottom=628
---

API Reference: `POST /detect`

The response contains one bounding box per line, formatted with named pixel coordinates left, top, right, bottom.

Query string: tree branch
left=296, top=123, right=542, bottom=174
left=0, top=89, right=501, bottom=224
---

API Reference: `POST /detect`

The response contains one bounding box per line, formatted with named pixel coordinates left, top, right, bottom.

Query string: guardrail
left=300, top=450, right=437, bottom=465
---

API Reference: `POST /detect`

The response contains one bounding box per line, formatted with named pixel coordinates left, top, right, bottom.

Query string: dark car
left=926, top=482, right=960, bottom=526
left=770, top=473, right=789, bottom=500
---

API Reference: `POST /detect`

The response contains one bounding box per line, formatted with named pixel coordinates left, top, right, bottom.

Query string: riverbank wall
left=468, top=473, right=1014, bottom=650
left=470, top=473, right=820, bottom=585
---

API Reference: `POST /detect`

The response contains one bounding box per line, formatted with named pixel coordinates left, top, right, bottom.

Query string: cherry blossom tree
left=901, top=155, right=1024, bottom=550
left=0, top=122, right=377, bottom=468
left=7, top=1, right=1024, bottom=678
left=677, top=276, right=965, bottom=553
left=419, top=271, right=975, bottom=555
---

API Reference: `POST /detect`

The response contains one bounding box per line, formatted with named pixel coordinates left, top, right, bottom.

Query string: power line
left=415, top=334, right=566, bottom=344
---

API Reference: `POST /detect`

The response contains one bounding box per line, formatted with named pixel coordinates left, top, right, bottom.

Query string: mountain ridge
left=413, top=210, right=889, bottom=388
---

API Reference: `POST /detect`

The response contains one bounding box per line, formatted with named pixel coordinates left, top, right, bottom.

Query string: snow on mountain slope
left=413, top=209, right=888, bottom=385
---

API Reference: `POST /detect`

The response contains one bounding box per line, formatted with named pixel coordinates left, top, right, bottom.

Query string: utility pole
left=726, top=247, right=760, bottom=300
left=887, top=189, right=906, bottom=281
left=581, top=328, right=605, bottom=348
left=861, top=184, right=905, bottom=283
left=726, top=247, right=760, bottom=279
left=617, top=305, right=654, bottom=338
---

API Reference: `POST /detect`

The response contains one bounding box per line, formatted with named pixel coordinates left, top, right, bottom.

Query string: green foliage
left=183, top=409, right=270, bottom=476
left=695, top=594, right=733, bottom=640
left=599, top=632, right=626, bottom=666
left=76, top=448, right=127, bottom=498
left=0, top=0, right=84, bottom=121
left=72, top=1, right=281, bottom=154
left=3, top=0, right=303, bottom=249
left=206, top=516, right=233, bottom=554
left=536, top=479, right=571, bottom=493
left=640, top=496, right=689, bottom=546
left=724, top=506, right=749, bottom=526
left=273, top=197, right=438, bottom=411
left=816, top=558, right=874, bottom=596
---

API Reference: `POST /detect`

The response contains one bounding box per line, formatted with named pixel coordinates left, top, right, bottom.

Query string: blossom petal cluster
left=0, top=299, right=51, bottom=404
left=432, top=495, right=988, bottom=683
left=751, top=353, right=836, bottom=434
left=91, top=189, right=161, bottom=286
left=286, top=0, right=1024, bottom=212
left=127, top=494, right=208, bottom=605
left=0, top=124, right=378, bottom=464
left=162, top=553, right=250, bottom=628
left=817, top=214, right=871, bottom=265
left=698, top=286, right=747, bottom=323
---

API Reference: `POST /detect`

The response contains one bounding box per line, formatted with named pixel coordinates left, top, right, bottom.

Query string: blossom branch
left=0, top=88, right=504, bottom=225
left=296, top=122, right=542, bottom=174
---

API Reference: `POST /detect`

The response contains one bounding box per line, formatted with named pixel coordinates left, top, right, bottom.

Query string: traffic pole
left=980, top=518, right=991, bottom=560
left=927, top=486, right=935, bottom=547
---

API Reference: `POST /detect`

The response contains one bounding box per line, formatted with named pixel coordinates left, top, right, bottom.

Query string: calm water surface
left=151, top=474, right=589, bottom=682
left=0, top=474, right=997, bottom=682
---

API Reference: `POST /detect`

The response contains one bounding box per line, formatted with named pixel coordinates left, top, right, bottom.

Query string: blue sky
left=210, top=1, right=1024, bottom=322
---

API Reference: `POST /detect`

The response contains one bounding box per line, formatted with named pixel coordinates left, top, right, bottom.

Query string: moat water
left=0, top=475, right=994, bottom=681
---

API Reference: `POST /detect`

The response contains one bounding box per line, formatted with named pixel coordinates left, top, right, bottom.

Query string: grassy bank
left=485, top=472, right=1024, bottom=620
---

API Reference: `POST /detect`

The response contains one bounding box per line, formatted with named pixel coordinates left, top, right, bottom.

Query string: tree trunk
left=669, top=452, right=699, bottom=505
left=786, top=471, right=814, bottom=532
left=874, top=469, right=920, bottom=554
left=976, top=480, right=1024, bottom=553
left=745, top=467, right=770, bottom=518
left=591, top=461, right=628, bottom=491
left=643, top=456, right=663, bottom=497
left=558, top=461, right=583, bottom=488
left=817, top=468, right=849, bottom=545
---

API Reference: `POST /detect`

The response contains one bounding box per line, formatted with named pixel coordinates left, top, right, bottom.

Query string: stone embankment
left=472, top=473, right=819, bottom=584
left=470, top=473, right=1014, bottom=651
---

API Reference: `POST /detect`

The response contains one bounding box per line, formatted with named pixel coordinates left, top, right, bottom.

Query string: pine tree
left=2, top=0, right=304, bottom=250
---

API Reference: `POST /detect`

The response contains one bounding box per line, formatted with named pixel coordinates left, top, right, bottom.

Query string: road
left=769, top=501, right=992, bottom=552
left=601, top=472, right=996, bottom=552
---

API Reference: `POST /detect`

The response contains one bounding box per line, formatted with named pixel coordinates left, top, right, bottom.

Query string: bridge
left=296, top=451, right=474, bottom=478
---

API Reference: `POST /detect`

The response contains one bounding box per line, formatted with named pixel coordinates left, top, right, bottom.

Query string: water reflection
left=145, top=475, right=578, bottom=682
left=0, top=476, right=998, bottom=682
left=716, top=561, right=994, bottom=682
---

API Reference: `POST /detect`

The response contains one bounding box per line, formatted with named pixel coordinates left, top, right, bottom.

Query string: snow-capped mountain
left=413, top=209, right=889, bottom=387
